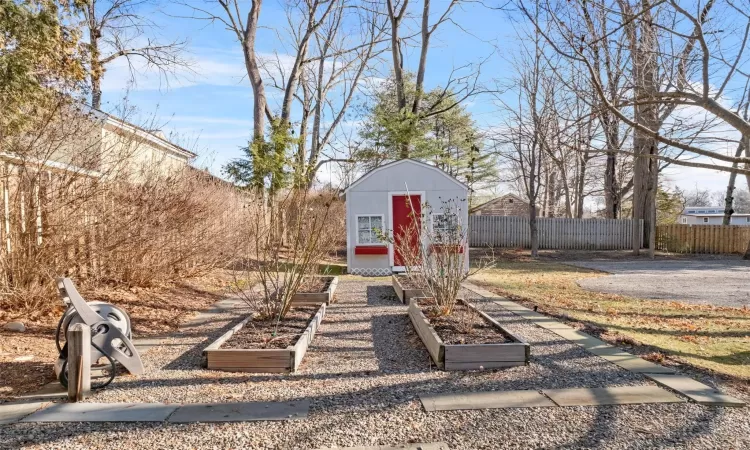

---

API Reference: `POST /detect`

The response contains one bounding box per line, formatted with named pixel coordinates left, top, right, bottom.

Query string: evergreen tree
left=355, top=73, right=497, bottom=194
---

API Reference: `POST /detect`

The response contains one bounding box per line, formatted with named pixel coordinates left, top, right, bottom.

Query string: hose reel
left=54, top=278, right=144, bottom=390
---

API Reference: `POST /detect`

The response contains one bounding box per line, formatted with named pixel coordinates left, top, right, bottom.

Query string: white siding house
left=679, top=206, right=750, bottom=226
left=344, top=159, right=469, bottom=276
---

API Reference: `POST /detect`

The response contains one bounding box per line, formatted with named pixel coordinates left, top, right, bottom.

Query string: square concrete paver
left=645, top=374, right=746, bottom=407
left=542, top=386, right=685, bottom=407
left=588, top=347, right=676, bottom=374
left=0, top=402, right=47, bottom=425
left=167, top=400, right=310, bottom=422
left=420, top=390, right=556, bottom=412
left=22, top=403, right=178, bottom=422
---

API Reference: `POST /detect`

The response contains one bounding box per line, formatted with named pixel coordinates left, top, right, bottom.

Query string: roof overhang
left=343, top=159, right=469, bottom=195
left=84, top=106, right=197, bottom=160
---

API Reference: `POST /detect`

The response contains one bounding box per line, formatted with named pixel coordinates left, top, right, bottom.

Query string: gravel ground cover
left=2, top=280, right=748, bottom=449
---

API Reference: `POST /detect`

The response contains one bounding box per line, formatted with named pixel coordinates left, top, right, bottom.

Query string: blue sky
left=98, top=0, right=738, bottom=197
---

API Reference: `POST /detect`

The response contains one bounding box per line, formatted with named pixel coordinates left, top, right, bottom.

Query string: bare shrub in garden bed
left=231, top=188, right=339, bottom=323
left=384, top=197, right=526, bottom=370
left=387, top=197, right=493, bottom=314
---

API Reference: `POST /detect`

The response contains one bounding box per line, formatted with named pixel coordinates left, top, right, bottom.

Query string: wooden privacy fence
left=656, top=224, right=750, bottom=254
left=469, top=216, right=643, bottom=250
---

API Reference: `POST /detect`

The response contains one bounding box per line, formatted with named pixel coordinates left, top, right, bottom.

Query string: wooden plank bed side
left=290, top=292, right=329, bottom=305
left=408, top=298, right=445, bottom=368
left=326, top=276, right=339, bottom=303
left=203, top=315, right=253, bottom=353
left=444, top=360, right=526, bottom=371
left=290, top=276, right=339, bottom=305
left=207, top=349, right=292, bottom=371
left=392, top=275, right=406, bottom=303
left=291, top=303, right=326, bottom=371
left=404, top=288, right=425, bottom=302
left=443, top=343, right=528, bottom=363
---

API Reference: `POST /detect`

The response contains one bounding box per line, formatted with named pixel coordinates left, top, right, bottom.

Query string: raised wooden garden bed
left=290, top=276, right=339, bottom=306
left=203, top=303, right=325, bottom=373
left=392, top=274, right=425, bottom=304
left=408, top=298, right=529, bottom=371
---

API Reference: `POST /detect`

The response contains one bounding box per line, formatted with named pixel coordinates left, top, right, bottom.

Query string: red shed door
left=392, top=194, right=421, bottom=268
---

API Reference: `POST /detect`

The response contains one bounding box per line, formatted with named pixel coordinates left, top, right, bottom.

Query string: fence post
left=67, top=323, right=91, bottom=402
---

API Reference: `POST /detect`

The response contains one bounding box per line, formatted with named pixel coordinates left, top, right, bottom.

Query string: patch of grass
left=470, top=261, right=750, bottom=380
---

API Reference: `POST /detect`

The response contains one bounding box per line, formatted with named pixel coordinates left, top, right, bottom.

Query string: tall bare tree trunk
left=622, top=0, right=658, bottom=257
left=722, top=141, right=745, bottom=224
left=243, top=1, right=267, bottom=143
left=88, top=2, right=102, bottom=110
left=603, top=114, right=620, bottom=218
left=386, top=0, right=409, bottom=158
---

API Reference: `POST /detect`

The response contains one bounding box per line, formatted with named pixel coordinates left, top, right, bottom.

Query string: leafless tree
left=385, top=0, right=485, bottom=158
left=491, top=20, right=557, bottom=256
left=261, top=0, right=388, bottom=185
left=83, top=0, right=192, bottom=109
left=518, top=0, right=750, bottom=257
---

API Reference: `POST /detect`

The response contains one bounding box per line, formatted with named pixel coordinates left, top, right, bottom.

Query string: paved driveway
left=566, top=259, right=750, bottom=308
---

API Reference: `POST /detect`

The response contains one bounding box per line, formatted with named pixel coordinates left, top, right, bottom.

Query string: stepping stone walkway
left=9, top=400, right=309, bottom=424
left=463, top=282, right=746, bottom=408
left=645, top=374, right=747, bottom=407
left=0, top=402, right=47, bottom=425
left=22, top=402, right=178, bottom=423
left=542, top=386, right=684, bottom=407
left=167, top=400, right=309, bottom=422
left=421, top=390, right=555, bottom=411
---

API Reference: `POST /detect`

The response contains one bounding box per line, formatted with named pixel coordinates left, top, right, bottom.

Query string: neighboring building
left=343, top=159, right=469, bottom=276
left=679, top=206, right=750, bottom=226
left=92, top=108, right=196, bottom=181
left=470, top=193, right=529, bottom=216
left=5, top=104, right=196, bottom=182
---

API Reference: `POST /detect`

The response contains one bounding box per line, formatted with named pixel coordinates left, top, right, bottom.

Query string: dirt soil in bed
left=420, top=300, right=511, bottom=345
left=223, top=307, right=318, bottom=349
left=298, top=277, right=330, bottom=293
left=397, top=276, right=422, bottom=290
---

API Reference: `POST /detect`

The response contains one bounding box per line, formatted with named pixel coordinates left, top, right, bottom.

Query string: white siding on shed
left=345, top=160, right=469, bottom=276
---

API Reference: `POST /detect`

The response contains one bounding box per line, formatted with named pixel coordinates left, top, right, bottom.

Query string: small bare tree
left=231, top=188, right=338, bottom=325
left=383, top=196, right=491, bottom=315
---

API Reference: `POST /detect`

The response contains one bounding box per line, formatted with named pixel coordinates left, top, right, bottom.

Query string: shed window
left=357, top=215, right=383, bottom=245
left=681, top=217, right=688, bottom=224
left=432, top=213, right=459, bottom=241
left=703, top=217, right=709, bottom=223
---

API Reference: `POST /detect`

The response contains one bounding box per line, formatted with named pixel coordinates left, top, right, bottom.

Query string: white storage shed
left=344, top=159, right=469, bottom=276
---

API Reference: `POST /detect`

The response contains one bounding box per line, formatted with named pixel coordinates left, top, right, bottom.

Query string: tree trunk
left=623, top=0, right=659, bottom=256
left=722, top=141, right=745, bottom=224
left=243, top=1, right=267, bottom=144
left=387, top=1, right=408, bottom=159
left=89, top=2, right=102, bottom=110
left=411, top=0, right=431, bottom=117
left=529, top=203, right=539, bottom=257
left=601, top=104, right=621, bottom=218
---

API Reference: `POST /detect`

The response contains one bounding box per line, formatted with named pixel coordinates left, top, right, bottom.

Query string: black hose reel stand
left=54, top=278, right=144, bottom=390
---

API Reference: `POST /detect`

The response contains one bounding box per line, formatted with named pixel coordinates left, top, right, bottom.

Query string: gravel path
left=567, top=260, right=750, bottom=307
left=2, top=280, right=748, bottom=449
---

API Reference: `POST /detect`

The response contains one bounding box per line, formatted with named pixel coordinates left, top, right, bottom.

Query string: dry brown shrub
left=230, top=188, right=339, bottom=322
left=0, top=100, right=252, bottom=316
